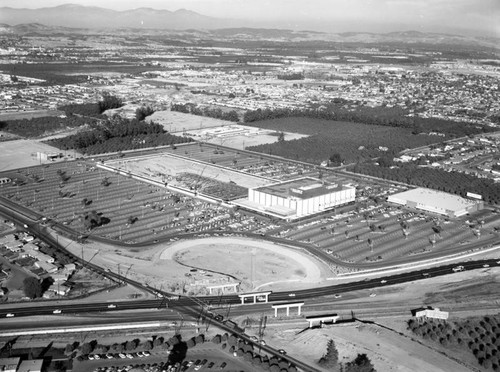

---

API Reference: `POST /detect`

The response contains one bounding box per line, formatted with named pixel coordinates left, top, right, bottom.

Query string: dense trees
left=46, top=117, right=192, bottom=155
left=171, top=103, right=239, bottom=122
left=23, top=276, right=43, bottom=299
left=58, top=103, right=102, bottom=117
left=98, top=93, right=123, bottom=112
left=242, top=105, right=494, bottom=139
left=136, top=105, right=155, bottom=121
left=0, top=115, right=94, bottom=138
left=409, top=315, right=500, bottom=370
left=344, top=354, right=376, bottom=372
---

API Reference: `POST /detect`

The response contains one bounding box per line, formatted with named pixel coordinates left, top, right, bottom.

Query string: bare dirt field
left=0, top=139, right=69, bottom=171
left=184, top=124, right=309, bottom=150
left=260, top=322, right=473, bottom=372
left=146, top=111, right=234, bottom=133
left=62, top=234, right=333, bottom=294
left=107, top=153, right=270, bottom=189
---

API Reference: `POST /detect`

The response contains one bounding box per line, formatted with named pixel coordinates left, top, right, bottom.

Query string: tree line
left=0, top=115, right=95, bottom=138
left=59, top=93, right=124, bottom=118
left=171, top=103, right=239, bottom=122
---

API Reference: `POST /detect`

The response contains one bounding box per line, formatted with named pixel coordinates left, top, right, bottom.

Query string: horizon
left=0, top=0, right=499, bottom=37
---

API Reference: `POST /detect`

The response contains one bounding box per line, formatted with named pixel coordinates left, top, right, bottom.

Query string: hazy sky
left=2, top=0, right=499, bottom=36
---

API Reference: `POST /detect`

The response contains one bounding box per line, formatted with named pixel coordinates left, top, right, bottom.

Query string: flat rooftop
left=389, top=188, right=477, bottom=211
left=254, top=177, right=350, bottom=199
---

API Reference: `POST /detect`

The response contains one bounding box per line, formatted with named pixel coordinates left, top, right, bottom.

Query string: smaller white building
left=414, top=307, right=449, bottom=320
left=387, top=188, right=483, bottom=218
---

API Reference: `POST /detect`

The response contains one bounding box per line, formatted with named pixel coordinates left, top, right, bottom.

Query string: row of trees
left=242, top=105, right=494, bottom=138
left=211, top=333, right=298, bottom=372
left=350, top=161, right=500, bottom=204
left=59, top=93, right=124, bottom=117
left=171, top=103, right=239, bottom=122
left=0, top=115, right=94, bottom=138
left=23, top=276, right=54, bottom=299
left=408, top=315, right=500, bottom=370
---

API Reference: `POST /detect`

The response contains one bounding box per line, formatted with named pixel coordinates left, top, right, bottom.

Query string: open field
left=146, top=111, right=234, bottom=133
left=62, top=234, right=333, bottom=293
left=0, top=139, right=75, bottom=171
left=184, top=123, right=310, bottom=150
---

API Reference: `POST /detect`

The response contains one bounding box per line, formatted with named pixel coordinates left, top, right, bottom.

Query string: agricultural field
left=245, top=117, right=446, bottom=164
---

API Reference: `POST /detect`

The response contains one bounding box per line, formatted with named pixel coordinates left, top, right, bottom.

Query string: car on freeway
left=422, top=273, right=430, bottom=278
left=452, top=265, right=465, bottom=272
left=288, top=293, right=296, bottom=297
left=278, top=349, right=287, bottom=355
left=483, top=264, right=490, bottom=268
left=260, top=340, right=266, bottom=346
left=380, top=280, right=387, bottom=284
left=53, top=309, right=62, bottom=314
left=250, top=336, right=258, bottom=342
left=333, top=294, right=342, bottom=299
left=107, top=304, right=117, bottom=308
left=6, top=313, right=14, bottom=318
left=369, top=293, right=377, bottom=297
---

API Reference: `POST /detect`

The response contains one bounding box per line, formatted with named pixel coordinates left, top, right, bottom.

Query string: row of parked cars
left=78, top=351, right=151, bottom=361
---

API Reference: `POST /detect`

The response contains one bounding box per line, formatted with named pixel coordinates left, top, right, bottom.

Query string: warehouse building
left=241, top=177, right=356, bottom=220
left=387, top=188, right=483, bottom=218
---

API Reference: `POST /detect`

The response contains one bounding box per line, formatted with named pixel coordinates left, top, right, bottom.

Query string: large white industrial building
left=387, top=188, right=483, bottom=218
left=239, top=177, right=356, bottom=220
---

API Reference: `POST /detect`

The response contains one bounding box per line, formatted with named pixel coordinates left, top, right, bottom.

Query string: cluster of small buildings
left=0, top=233, right=75, bottom=298
left=0, top=82, right=98, bottom=111
left=397, top=134, right=500, bottom=182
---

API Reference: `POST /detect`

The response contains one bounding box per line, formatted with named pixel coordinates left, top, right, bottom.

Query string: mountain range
left=0, top=4, right=232, bottom=30
left=0, top=4, right=498, bottom=49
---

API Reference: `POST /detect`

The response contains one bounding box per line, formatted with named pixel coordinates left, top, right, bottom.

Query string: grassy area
left=245, top=117, right=445, bottom=164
